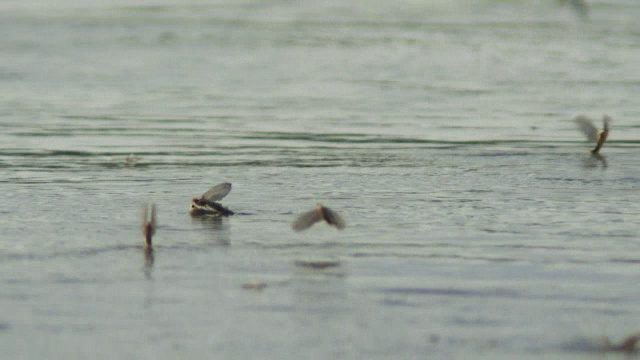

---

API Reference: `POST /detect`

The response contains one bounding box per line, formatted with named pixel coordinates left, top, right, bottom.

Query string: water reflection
left=143, top=247, right=156, bottom=308
left=193, top=215, right=225, bottom=229
left=191, top=216, right=231, bottom=246
left=558, top=0, right=589, bottom=19
left=582, top=153, right=607, bottom=169
left=143, top=247, right=154, bottom=280
left=290, top=261, right=348, bottom=304
left=289, top=262, right=352, bottom=356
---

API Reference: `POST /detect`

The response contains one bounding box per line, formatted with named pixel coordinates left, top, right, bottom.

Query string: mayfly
left=574, top=115, right=611, bottom=154
left=189, top=182, right=234, bottom=217
left=142, top=203, right=157, bottom=249
left=292, top=204, right=345, bottom=232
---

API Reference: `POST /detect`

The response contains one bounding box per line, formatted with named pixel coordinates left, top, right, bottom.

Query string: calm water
left=1, top=1, right=640, bottom=359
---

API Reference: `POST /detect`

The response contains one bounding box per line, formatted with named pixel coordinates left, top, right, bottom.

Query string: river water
left=1, top=1, right=640, bottom=359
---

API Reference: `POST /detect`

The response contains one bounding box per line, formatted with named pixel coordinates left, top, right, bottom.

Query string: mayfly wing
left=150, top=203, right=157, bottom=229
left=602, top=115, right=612, bottom=131
left=574, top=115, right=599, bottom=142
left=321, top=207, right=346, bottom=230
left=291, top=208, right=323, bottom=232
left=142, top=204, right=148, bottom=227
left=142, top=203, right=156, bottom=233
left=201, top=182, right=232, bottom=201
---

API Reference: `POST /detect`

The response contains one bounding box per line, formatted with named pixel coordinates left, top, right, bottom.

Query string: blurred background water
left=1, top=0, right=640, bottom=359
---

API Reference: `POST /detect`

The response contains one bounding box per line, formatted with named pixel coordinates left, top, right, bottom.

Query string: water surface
left=1, top=1, right=640, bottom=359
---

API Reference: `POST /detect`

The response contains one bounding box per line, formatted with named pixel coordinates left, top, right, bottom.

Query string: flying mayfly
left=574, top=115, right=611, bottom=154
left=189, top=182, right=235, bottom=217
left=291, top=203, right=346, bottom=232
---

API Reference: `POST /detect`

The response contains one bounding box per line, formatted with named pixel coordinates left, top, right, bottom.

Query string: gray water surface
left=1, top=1, right=640, bottom=359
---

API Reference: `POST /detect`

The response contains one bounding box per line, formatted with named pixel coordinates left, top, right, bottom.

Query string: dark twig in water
left=291, top=204, right=346, bottom=232
left=189, top=182, right=234, bottom=217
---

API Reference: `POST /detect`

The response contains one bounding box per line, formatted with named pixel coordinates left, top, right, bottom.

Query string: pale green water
left=1, top=1, right=640, bottom=359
